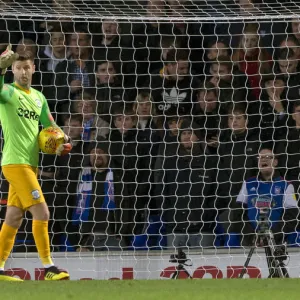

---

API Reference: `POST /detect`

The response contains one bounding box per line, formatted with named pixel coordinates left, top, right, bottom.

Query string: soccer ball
left=38, top=127, right=65, bottom=154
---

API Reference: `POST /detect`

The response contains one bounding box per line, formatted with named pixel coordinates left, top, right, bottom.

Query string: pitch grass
left=1, top=279, right=300, bottom=300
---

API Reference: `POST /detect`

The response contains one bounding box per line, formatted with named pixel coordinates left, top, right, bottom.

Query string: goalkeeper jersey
left=0, top=76, right=56, bottom=167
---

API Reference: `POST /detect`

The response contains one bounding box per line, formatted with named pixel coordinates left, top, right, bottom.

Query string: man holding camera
left=232, top=146, right=299, bottom=247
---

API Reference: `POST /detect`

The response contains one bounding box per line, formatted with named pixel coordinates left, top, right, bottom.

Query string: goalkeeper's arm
left=0, top=45, right=18, bottom=102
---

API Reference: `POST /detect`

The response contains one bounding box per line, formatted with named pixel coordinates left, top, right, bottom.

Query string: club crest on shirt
left=35, top=99, right=42, bottom=108
left=274, top=186, right=281, bottom=195
left=31, top=189, right=40, bottom=200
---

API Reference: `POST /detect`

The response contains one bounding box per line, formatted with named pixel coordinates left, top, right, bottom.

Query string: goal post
left=1, top=0, right=300, bottom=280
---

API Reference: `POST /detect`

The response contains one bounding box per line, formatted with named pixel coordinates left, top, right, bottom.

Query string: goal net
left=1, top=0, right=300, bottom=280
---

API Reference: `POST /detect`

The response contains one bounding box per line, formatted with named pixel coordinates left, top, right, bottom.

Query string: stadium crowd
left=1, top=0, right=300, bottom=252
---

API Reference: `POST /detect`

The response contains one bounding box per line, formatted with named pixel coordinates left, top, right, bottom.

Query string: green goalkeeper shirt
left=0, top=75, right=57, bottom=167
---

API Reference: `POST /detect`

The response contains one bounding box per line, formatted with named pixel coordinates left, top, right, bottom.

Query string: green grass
left=1, top=279, right=300, bottom=300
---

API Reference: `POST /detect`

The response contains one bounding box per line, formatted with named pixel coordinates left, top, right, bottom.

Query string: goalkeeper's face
left=12, top=60, right=35, bottom=88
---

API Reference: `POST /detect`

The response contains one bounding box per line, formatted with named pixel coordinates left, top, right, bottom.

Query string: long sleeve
left=0, top=75, right=13, bottom=103
left=39, top=93, right=59, bottom=129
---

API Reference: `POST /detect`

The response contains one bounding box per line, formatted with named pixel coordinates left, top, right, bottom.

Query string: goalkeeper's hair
left=16, top=51, right=34, bottom=62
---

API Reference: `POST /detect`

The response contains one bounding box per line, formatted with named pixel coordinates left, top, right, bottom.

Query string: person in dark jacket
left=53, top=28, right=96, bottom=124
left=133, top=91, right=161, bottom=212
left=154, top=119, right=217, bottom=249
left=277, top=100, right=300, bottom=203
left=38, top=26, right=70, bottom=114
left=108, top=106, right=145, bottom=238
left=54, top=115, right=88, bottom=249
left=217, top=103, right=259, bottom=233
left=275, top=47, right=300, bottom=101
left=95, top=60, right=132, bottom=124
left=93, top=19, right=134, bottom=88
left=146, top=49, right=200, bottom=117
left=208, top=56, right=255, bottom=114
left=194, top=81, right=226, bottom=154
left=258, top=74, right=291, bottom=142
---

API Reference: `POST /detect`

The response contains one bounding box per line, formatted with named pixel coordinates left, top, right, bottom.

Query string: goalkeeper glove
left=56, top=134, right=73, bottom=156
left=0, top=44, right=19, bottom=75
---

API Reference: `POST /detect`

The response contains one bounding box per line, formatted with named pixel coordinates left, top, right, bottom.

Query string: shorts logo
left=31, top=189, right=40, bottom=200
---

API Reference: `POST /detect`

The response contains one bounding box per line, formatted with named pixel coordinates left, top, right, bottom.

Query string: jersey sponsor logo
left=31, top=189, right=40, bottom=200
left=251, top=196, right=273, bottom=208
left=17, top=107, right=39, bottom=121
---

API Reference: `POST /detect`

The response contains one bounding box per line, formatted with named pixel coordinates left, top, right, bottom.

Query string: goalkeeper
left=0, top=45, right=72, bottom=281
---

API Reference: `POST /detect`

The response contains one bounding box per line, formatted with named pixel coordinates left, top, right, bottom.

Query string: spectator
left=72, top=92, right=109, bottom=140
left=208, top=56, right=254, bottom=110
left=133, top=22, right=182, bottom=85
left=38, top=26, right=70, bottom=113
left=72, top=139, right=127, bottom=251
left=93, top=19, right=134, bottom=88
left=54, top=114, right=87, bottom=250
left=154, top=119, right=216, bottom=249
left=148, top=49, right=199, bottom=117
left=205, top=39, right=230, bottom=62
left=277, top=100, right=300, bottom=202
left=153, top=115, right=184, bottom=184
left=287, top=19, right=300, bottom=49
left=108, top=106, right=142, bottom=239
left=228, top=0, right=286, bottom=54
left=275, top=47, right=300, bottom=101
left=231, top=146, right=299, bottom=247
left=54, top=28, right=96, bottom=123
left=217, top=103, right=259, bottom=234
left=193, top=82, right=225, bottom=153
left=258, top=75, right=290, bottom=142
left=95, top=60, right=131, bottom=123
left=278, top=35, right=300, bottom=59
left=232, top=23, right=272, bottom=100
left=133, top=91, right=161, bottom=211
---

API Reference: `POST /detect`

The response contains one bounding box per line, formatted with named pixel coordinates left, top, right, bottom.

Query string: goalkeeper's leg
left=2, top=165, right=69, bottom=281
left=28, top=202, right=69, bottom=281
left=0, top=205, right=24, bottom=282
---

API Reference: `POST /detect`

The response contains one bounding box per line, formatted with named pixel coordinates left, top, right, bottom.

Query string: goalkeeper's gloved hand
left=0, top=44, right=19, bottom=75
left=56, top=134, right=72, bottom=156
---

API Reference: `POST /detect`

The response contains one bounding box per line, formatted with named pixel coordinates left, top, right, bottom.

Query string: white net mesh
left=0, top=0, right=300, bottom=280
